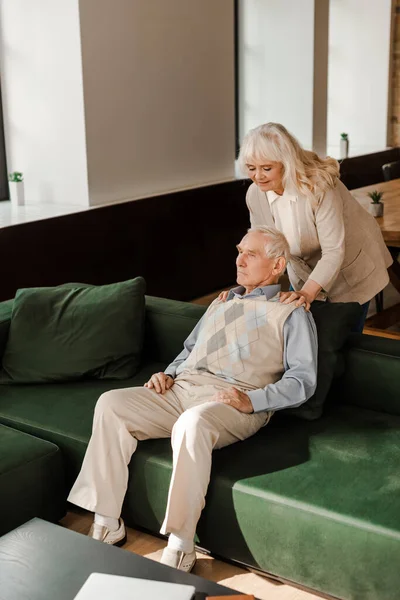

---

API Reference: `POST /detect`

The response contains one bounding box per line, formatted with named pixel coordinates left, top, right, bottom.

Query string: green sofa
left=0, top=423, right=65, bottom=536
left=1, top=294, right=400, bottom=600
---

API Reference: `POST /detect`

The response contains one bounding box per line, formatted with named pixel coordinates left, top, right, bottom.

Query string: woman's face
left=246, top=160, right=284, bottom=194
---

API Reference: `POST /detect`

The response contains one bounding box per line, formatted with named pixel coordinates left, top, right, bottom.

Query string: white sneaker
left=88, top=518, right=127, bottom=546
left=160, top=547, right=197, bottom=572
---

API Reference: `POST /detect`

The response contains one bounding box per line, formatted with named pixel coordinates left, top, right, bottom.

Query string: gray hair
left=238, top=122, right=339, bottom=207
left=248, top=226, right=291, bottom=262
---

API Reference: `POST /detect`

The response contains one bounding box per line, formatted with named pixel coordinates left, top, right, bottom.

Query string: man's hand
left=213, top=387, right=254, bottom=414
left=144, top=372, right=174, bottom=394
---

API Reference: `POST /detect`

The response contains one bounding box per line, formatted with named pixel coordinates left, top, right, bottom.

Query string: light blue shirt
left=165, top=284, right=318, bottom=413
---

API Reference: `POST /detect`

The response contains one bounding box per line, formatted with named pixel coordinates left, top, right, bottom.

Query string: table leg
left=388, top=252, right=400, bottom=294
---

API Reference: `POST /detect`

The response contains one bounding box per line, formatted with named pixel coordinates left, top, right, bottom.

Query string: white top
left=266, top=190, right=301, bottom=256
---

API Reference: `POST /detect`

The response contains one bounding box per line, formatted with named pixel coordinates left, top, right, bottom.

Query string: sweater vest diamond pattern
left=176, top=295, right=297, bottom=391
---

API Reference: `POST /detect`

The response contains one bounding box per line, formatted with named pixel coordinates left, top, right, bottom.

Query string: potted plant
left=340, top=132, right=349, bottom=159
left=367, top=190, right=384, bottom=217
left=8, top=171, right=25, bottom=206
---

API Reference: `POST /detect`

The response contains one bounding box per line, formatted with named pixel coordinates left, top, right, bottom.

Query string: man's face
left=236, top=231, right=282, bottom=291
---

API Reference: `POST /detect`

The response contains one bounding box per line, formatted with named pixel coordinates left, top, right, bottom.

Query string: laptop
left=74, top=572, right=196, bottom=600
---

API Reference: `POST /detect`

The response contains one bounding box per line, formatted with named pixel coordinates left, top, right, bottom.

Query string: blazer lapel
left=295, top=194, right=316, bottom=258
left=257, top=187, right=275, bottom=227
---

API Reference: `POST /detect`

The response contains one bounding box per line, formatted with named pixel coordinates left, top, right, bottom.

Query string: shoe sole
left=112, top=534, right=127, bottom=547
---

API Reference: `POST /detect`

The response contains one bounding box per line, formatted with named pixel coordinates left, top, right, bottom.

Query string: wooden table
left=351, top=178, right=400, bottom=248
left=352, top=179, right=400, bottom=333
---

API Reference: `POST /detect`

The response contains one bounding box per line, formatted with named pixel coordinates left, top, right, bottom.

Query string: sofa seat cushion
left=0, top=361, right=166, bottom=484
left=0, top=424, right=66, bottom=536
left=125, top=405, right=400, bottom=600
left=1, top=374, right=399, bottom=599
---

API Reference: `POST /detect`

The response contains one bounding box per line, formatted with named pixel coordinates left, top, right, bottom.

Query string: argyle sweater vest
left=175, top=295, right=298, bottom=391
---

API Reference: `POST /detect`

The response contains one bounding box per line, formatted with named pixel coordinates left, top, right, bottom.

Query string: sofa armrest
left=331, top=333, right=400, bottom=415
left=0, top=300, right=13, bottom=360
left=143, top=295, right=206, bottom=365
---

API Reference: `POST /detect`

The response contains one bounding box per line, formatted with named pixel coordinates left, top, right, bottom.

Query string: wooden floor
left=61, top=509, right=321, bottom=600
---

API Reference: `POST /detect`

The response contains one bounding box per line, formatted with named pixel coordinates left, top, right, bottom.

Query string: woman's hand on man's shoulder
left=217, top=290, right=230, bottom=302
left=279, top=290, right=311, bottom=311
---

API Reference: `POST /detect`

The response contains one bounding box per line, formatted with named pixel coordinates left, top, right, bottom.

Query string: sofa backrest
left=143, top=295, right=206, bottom=364
left=329, top=333, right=400, bottom=416
left=0, top=300, right=12, bottom=359
left=1, top=296, right=399, bottom=417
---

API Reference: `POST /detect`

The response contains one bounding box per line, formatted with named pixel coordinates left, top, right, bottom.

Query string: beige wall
left=0, top=0, right=235, bottom=208
left=79, top=0, right=235, bottom=206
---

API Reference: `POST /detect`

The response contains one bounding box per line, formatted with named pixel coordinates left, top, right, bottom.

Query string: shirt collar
left=227, top=284, right=281, bottom=301
left=266, top=190, right=297, bottom=205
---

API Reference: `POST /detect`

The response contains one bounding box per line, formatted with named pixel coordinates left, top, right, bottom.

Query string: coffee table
left=0, top=519, right=243, bottom=600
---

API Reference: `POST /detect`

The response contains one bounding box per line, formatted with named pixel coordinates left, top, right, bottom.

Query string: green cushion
left=333, top=333, right=400, bottom=416
left=0, top=299, right=13, bottom=359
left=288, top=301, right=362, bottom=420
left=143, top=295, right=207, bottom=364
left=0, top=278, right=146, bottom=383
left=0, top=361, right=167, bottom=485
left=0, top=424, right=66, bottom=536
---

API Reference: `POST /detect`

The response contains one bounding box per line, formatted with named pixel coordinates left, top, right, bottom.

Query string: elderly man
left=68, top=226, right=317, bottom=572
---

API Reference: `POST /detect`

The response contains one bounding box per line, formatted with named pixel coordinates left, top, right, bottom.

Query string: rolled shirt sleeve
left=248, top=308, right=318, bottom=413
left=308, top=186, right=346, bottom=291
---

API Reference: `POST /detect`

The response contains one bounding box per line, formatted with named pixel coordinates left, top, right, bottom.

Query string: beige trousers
left=68, top=376, right=271, bottom=541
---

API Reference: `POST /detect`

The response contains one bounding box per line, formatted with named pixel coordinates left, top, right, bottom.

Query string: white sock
left=94, top=513, right=119, bottom=532
left=167, top=533, right=194, bottom=554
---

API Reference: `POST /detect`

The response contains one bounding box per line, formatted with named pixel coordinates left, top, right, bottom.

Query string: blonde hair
left=248, top=226, right=291, bottom=263
left=238, top=123, right=340, bottom=206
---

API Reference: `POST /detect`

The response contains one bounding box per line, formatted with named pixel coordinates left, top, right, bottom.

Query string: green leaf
left=367, top=190, right=383, bottom=203
left=8, top=171, right=23, bottom=182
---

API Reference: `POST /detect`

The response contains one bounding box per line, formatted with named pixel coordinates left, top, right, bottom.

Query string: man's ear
left=274, top=256, right=286, bottom=276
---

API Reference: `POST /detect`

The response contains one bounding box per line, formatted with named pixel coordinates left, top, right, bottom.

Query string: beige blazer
left=246, top=179, right=393, bottom=304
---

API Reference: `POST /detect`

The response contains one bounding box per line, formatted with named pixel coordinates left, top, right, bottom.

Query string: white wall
left=238, top=0, right=327, bottom=152
left=327, top=0, right=392, bottom=158
left=0, top=0, right=89, bottom=206
left=79, top=0, right=235, bottom=206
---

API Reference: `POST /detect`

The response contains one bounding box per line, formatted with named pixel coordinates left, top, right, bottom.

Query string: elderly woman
left=237, top=122, right=392, bottom=331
